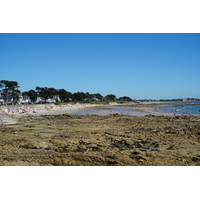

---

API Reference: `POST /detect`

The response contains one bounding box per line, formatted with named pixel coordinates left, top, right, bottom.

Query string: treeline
left=0, top=80, right=20, bottom=101
left=23, top=87, right=133, bottom=102
left=0, top=80, right=133, bottom=103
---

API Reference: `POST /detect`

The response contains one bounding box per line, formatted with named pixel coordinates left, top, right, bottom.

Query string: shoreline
left=1, top=102, right=199, bottom=124
left=73, top=106, right=175, bottom=116
left=0, top=104, right=107, bottom=124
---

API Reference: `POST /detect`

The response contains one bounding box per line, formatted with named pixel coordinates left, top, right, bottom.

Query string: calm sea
left=157, top=102, right=200, bottom=116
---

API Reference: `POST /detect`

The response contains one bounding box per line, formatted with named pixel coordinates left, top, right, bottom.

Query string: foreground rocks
left=0, top=114, right=200, bottom=166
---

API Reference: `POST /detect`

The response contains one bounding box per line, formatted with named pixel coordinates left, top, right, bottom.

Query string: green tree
left=22, top=90, right=37, bottom=102
left=95, top=93, right=103, bottom=101
left=73, top=92, right=84, bottom=101
left=0, top=80, right=20, bottom=101
left=119, top=96, right=132, bottom=101
left=35, top=86, right=58, bottom=100
left=105, top=94, right=116, bottom=101
left=85, top=92, right=95, bottom=101
left=58, top=89, right=73, bottom=102
left=48, top=87, right=58, bottom=97
left=35, top=86, right=43, bottom=97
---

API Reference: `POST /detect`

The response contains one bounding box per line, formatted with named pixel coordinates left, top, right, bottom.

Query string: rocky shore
left=1, top=113, right=200, bottom=166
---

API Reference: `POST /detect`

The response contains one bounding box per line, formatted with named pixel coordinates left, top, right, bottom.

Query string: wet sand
left=73, top=106, right=175, bottom=116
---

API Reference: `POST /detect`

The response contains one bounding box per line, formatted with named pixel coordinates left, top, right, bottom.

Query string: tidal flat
left=0, top=114, right=200, bottom=166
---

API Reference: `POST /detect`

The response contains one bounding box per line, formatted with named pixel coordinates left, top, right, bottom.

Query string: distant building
left=18, top=94, right=32, bottom=104
left=35, top=97, right=46, bottom=104
left=36, top=95, right=61, bottom=103
left=46, top=98, right=55, bottom=103
left=54, top=95, right=61, bottom=102
left=22, top=95, right=31, bottom=104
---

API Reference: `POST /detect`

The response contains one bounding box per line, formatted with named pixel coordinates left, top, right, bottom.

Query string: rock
left=129, top=154, right=148, bottom=161
left=106, top=160, right=118, bottom=165
left=130, top=149, right=145, bottom=156
left=79, top=140, right=87, bottom=145
left=137, top=143, right=143, bottom=148
left=167, top=145, right=176, bottom=150
left=54, top=157, right=62, bottom=165
left=192, top=157, right=200, bottom=162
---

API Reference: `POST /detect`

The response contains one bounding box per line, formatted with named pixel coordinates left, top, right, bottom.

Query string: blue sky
left=0, top=33, right=200, bottom=99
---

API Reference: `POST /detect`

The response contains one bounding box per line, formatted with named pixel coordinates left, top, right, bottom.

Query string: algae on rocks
left=0, top=114, right=200, bottom=166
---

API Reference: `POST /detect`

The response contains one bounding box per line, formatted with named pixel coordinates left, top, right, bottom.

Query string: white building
left=54, top=95, right=61, bottom=102
left=46, top=95, right=61, bottom=103
left=35, top=97, right=46, bottom=103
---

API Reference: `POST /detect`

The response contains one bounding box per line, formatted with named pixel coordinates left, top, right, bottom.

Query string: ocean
left=157, top=102, right=200, bottom=116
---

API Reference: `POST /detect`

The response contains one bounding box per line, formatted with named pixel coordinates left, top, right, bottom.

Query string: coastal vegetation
left=0, top=80, right=20, bottom=101
left=1, top=80, right=200, bottom=105
left=0, top=80, right=134, bottom=104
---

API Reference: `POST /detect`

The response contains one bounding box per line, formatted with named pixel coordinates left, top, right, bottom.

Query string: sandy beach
left=0, top=111, right=18, bottom=124
left=0, top=103, right=178, bottom=125
left=0, top=103, right=105, bottom=123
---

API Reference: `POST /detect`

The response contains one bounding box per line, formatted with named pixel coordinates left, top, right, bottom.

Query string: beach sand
left=0, top=104, right=105, bottom=124
left=0, top=103, right=176, bottom=125
left=0, top=111, right=18, bottom=124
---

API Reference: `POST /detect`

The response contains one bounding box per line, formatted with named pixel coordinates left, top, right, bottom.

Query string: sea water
left=74, top=103, right=200, bottom=116
left=158, top=103, right=200, bottom=116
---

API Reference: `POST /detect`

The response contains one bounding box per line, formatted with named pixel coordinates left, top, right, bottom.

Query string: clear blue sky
left=0, top=33, right=200, bottom=99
